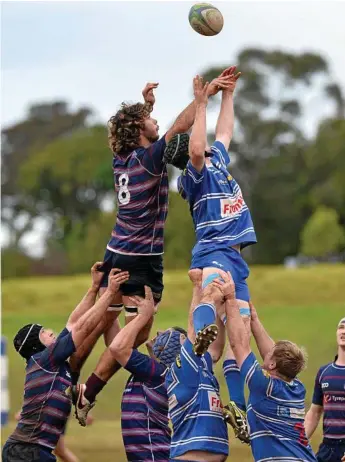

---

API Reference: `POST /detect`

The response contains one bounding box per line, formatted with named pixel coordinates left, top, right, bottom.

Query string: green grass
left=2, top=265, right=344, bottom=461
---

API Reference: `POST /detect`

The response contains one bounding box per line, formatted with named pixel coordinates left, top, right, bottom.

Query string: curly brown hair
left=107, top=102, right=153, bottom=155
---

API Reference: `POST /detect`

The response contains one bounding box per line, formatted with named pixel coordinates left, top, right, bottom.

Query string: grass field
left=2, top=265, right=344, bottom=461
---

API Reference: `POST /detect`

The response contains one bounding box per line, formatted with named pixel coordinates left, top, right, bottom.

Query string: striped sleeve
left=178, top=161, right=205, bottom=202
left=211, top=141, right=230, bottom=167
left=312, top=366, right=324, bottom=405
left=37, top=329, right=76, bottom=371
left=124, top=349, right=166, bottom=384
left=240, top=352, right=271, bottom=395
left=136, top=135, right=167, bottom=175
left=172, top=338, right=202, bottom=385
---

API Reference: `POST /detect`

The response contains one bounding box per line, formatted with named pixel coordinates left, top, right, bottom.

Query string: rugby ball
left=188, top=3, right=224, bottom=36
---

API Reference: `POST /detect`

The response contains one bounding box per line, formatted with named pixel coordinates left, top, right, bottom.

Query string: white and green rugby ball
left=188, top=3, right=224, bottom=36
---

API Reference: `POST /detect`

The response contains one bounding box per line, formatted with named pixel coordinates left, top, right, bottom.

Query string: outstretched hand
left=219, top=66, right=241, bottom=94
left=128, top=285, right=155, bottom=320
left=142, top=82, right=159, bottom=106
left=193, top=75, right=209, bottom=105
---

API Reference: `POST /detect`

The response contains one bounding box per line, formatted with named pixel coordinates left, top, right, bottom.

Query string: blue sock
left=223, top=359, right=246, bottom=411
left=193, top=303, right=216, bottom=333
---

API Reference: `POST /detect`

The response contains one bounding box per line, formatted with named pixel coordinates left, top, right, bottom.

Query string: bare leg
left=54, top=436, right=79, bottom=462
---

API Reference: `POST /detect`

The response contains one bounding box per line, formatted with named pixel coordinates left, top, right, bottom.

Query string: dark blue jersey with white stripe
left=241, top=352, right=316, bottom=462
left=312, top=361, right=345, bottom=439
left=108, top=137, right=169, bottom=256
left=177, top=141, right=257, bottom=257
left=121, top=350, right=170, bottom=461
left=9, top=329, right=75, bottom=450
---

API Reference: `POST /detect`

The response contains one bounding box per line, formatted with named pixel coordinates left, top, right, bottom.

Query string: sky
left=1, top=0, right=345, bottom=255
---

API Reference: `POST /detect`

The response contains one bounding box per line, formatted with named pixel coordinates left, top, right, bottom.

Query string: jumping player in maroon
left=73, top=73, right=236, bottom=426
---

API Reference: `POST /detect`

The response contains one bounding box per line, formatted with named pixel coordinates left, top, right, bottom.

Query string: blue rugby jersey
left=241, top=352, right=316, bottom=462
left=122, top=349, right=171, bottom=461
left=166, top=338, right=229, bottom=459
left=177, top=141, right=257, bottom=257
left=107, top=136, right=169, bottom=256
left=8, top=328, right=75, bottom=450
left=312, top=361, right=345, bottom=439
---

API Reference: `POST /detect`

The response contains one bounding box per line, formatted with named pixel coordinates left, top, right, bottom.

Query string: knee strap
left=202, top=273, right=224, bottom=289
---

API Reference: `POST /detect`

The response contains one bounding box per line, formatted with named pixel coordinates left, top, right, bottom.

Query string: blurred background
left=1, top=1, right=345, bottom=461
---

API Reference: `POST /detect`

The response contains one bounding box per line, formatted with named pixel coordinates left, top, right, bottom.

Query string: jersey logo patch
left=277, top=406, right=305, bottom=419
left=175, top=354, right=181, bottom=368
left=208, top=391, right=223, bottom=413
left=220, top=195, right=244, bottom=218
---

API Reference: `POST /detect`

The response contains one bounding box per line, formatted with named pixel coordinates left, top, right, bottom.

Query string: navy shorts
left=316, top=438, right=345, bottom=462
left=191, top=246, right=250, bottom=302
left=99, top=249, right=164, bottom=303
left=2, top=441, right=56, bottom=462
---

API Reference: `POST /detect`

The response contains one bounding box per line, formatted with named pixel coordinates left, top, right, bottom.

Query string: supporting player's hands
left=188, top=268, right=203, bottom=287
left=128, top=286, right=155, bottom=321
left=249, top=301, right=259, bottom=323
left=107, top=268, right=130, bottom=294
left=193, top=75, right=209, bottom=105
left=90, top=261, right=105, bottom=290
left=142, top=82, right=159, bottom=106
left=212, top=270, right=236, bottom=301
left=219, top=66, right=241, bottom=94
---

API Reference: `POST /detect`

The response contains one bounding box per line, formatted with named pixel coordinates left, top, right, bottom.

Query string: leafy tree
left=300, top=206, right=345, bottom=257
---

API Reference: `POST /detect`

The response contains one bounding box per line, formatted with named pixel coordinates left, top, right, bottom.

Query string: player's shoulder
left=318, top=362, right=333, bottom=375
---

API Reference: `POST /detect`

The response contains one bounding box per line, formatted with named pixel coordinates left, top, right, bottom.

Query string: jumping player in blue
left=305, top=317, right=345, bottom=462
left=2, top=267, right=129, bottom=462
left=213, top=271, right=317, bottom=462
left=109, top=285, right=187, bottom=461
left=177, top=67, right=255, bottom=439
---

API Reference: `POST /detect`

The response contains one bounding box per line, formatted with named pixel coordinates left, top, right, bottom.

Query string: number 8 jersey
left=177, top=141, right=257, bottom=258
left=107, top=136, right=169, bottom=256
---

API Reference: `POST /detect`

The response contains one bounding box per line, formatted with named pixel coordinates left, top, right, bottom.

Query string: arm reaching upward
left=189, top=75, right=209, bottom=172
left=109, top=286, right=155, bottom=366
left=215, top=66, right=241, bottom=151
left=66, top=262, right=104, bottom=328
left=70, top=269, right=129, bottom=349
left=212, top=271, right=250, bottom=368
left=249, top=301, right=275, bottom=361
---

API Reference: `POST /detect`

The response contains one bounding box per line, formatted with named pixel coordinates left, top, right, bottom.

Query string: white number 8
left=118, top=173, right=130, bottom=205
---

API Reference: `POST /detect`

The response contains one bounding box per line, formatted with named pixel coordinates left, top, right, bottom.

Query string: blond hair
left=273, top=340, right=307, bottom=381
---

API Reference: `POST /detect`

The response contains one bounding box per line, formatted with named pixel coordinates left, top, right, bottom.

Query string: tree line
left=2, top=47, right=345, bottom=278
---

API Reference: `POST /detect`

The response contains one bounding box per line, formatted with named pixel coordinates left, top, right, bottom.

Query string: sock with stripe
left=192, top=303, right=216, bottom=333
left=223, top=359, right=246, bottom=411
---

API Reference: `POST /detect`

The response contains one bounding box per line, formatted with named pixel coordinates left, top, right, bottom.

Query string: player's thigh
left=119, top=254, right=164, bottom=305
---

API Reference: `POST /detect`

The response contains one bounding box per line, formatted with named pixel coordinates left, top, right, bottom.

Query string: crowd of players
left=3, top=67, right=345, bottom=462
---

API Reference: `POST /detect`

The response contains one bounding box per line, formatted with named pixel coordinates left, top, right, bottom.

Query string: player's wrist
left=89, top=285, right=100, bottom=293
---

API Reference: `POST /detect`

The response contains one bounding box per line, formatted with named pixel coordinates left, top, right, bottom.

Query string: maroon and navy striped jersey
left=108, top=136, right=169, bottom=256
left=312, top=361, right=345, bottom=439
left=122, top=349, right=170, bottom=461
left=9, top=328, right=75, bottom=450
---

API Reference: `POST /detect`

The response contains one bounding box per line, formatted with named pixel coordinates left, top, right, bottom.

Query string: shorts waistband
left=323, top=437, right=345, bottom=446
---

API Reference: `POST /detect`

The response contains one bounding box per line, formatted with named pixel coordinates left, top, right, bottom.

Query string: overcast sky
left=2, top=0, right=345, bottom=133
left=1, top=0, right=345, bottom=254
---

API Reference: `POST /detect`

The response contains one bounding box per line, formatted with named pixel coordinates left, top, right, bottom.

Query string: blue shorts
left=191, top=247, right=250, bottom=302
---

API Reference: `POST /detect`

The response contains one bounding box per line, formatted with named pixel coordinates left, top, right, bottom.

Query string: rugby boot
left=193, top=324, right=218, bottom=356
left=223, top=401, right=250, bottom=445
left=70, top=384, right=95, bottom=427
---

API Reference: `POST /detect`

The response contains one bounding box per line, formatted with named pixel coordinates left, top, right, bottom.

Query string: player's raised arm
left=109, top=286, right=155, bottom=366
left=215, top=66, right=241, bottom=151
left=66, top=261, right=105, bottom=329
left=69, top=269, right=129, bottom=349
left=188, top=75, right=209, bottom=172
left=212, top=272, right=251, bottom=368
left=249, top=301, right=275, bottom=360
